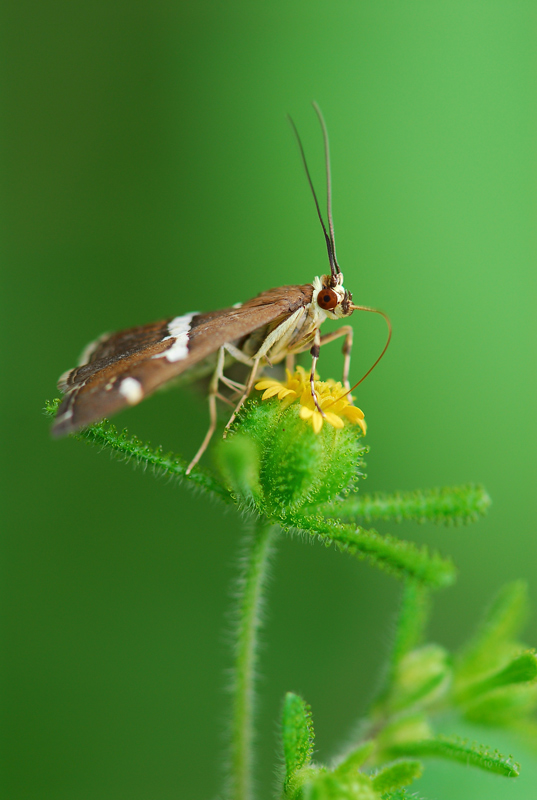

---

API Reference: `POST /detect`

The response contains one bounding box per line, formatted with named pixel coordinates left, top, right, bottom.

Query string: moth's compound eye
left=317, top=288, right=339, bottom=310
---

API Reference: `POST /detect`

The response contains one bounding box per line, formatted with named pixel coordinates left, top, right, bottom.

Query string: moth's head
left=314, top=273, right=354, bottom=319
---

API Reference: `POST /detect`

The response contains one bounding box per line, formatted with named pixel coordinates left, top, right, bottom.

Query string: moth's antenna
left=312, top=101, right=340, bottom=273
left=287, top=114, right=339, bottom=282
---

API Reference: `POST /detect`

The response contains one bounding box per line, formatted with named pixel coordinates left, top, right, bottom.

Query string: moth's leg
left=215, top=392, right=234, bottom=407
left=219, top=375, right=246, bottom=393
left=224, top=342, right=254, bottom=366
left=186, top=346, right=226, bottom=474
left=222, top=358, right=261, bottom=438
left=218, top=342, right=254, bottom=393
left=285, top=353, right=295, bottom=373
left=222, top=308, right=304, bottom=433
left=319, top=325, right=353, bottom=391
left=309, top=330, right=324, bottom=416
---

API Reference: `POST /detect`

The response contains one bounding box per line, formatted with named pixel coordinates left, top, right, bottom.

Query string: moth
left=52, top=104, right=390, bottom=473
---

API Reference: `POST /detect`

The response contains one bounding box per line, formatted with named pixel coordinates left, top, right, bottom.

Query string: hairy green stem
left=227, top=520, right=278, bottom=800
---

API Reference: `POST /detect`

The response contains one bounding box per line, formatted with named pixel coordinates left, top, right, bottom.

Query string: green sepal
left=215, top=432, right=262, bottom=504
left=282, top=693, right=315, bottom=783
left=370, top=759, right=423, bottom=793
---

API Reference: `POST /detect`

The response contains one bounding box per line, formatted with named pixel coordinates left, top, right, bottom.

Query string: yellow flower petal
left=320, top=395, right=336, bottom=409
left=277, top=387, right=297, bottom=399
left=324, top=397, right=344, bottom=413
left=324, top=412, right=345, bottom=429
left=255, top=379, right=280, bottom=390
left=299, top=389, right=313, bottom=409
left=343, top=405, right=365, bottom=422
left=311, top=410, right=324, bottom=434
left=262, top=385, right=283, bottom=400
left=254, top=367, right=365, bottom=436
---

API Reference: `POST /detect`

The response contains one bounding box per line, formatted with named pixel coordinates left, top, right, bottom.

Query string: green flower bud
left=218, top=368, right=367, bottom=515
left=387, top=644, right=452, bottom=712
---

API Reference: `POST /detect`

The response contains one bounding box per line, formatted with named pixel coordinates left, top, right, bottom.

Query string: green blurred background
left=2, top=2, right=536, bottom=798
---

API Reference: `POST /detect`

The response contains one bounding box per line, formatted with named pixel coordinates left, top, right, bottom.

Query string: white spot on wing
left=153, top=311, right=198, bottom=362
left=119, top=377, right=144, bottom=405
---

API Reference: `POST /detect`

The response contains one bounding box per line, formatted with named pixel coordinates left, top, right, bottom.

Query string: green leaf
left=464, top=683, right=537, bottom=725
left=457, top=650, right=537, bottom=705
left=332, top=484, right=491, bottom=525
left=282, top=693, right=315, bottom=780
left=44, top=399, right=230, bottom=501
left=457, top=582, right=529, bottom=682
left=492, top=650, right=537, bottom=684
left=370, top=759, right=423, bottom=793
left=387, top=735, right=520, bottom=777
left=285, top=513, right=456, bottom=589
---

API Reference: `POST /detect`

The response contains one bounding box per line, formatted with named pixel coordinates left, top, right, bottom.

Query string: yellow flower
left=255, top=367, right=366, bottom=435
left=254, top=368, right=301, bottom=403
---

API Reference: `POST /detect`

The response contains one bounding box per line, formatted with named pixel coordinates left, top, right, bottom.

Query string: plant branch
left=226, top=520, right=278, bottom=800
left=332, top=485, right=491, bottom=525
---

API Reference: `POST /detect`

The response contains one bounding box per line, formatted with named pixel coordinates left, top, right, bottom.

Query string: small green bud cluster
left=217, top=396, right=367, bottom=515
left=279, top=582, right=534, bottom=799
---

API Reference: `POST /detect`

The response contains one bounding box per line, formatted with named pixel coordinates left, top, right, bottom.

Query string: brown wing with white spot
left=52, top=284, right=313, bottom=437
